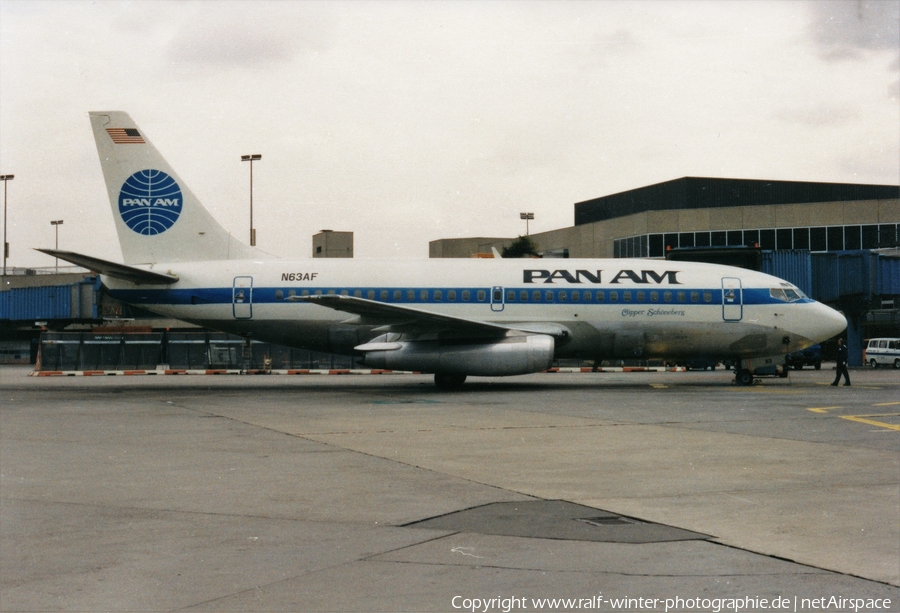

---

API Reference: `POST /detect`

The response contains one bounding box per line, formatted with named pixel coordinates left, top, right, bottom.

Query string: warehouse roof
left=574, top=177, right=900, bottom=226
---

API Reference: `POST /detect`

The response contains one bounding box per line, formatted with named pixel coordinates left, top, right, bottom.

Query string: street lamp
left=241, top=154, right=261, bottom=246
left=50, top=220, right=63, bottom=272
left=519, top=212, right=534, bottom=236
left=1, top=174, right=13, bottom=276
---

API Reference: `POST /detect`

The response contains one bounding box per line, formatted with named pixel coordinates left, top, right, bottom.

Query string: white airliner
left=42, top=111, right=846, bottom=387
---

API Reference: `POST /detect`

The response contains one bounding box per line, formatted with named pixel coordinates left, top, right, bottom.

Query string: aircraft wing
left=294, top=294, right=569, bottom=338
left=36, top=249, right=179, bottom=285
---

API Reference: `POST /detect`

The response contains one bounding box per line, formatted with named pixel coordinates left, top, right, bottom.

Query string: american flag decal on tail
left=106, top=128, right=145, bottom=144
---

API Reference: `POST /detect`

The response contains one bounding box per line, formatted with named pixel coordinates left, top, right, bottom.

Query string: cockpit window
left=771, top=286, right=805, bottom=302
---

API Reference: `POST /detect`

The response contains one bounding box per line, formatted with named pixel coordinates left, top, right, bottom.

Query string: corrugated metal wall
left=761, top=251, right=812, bottom=296
left=0, top=281, right=98, bottom=321
left=877, top=256, right=900, bottom=296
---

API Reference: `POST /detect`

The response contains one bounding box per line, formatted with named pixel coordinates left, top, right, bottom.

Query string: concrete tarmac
left=2, top=365, right=898, bottom=612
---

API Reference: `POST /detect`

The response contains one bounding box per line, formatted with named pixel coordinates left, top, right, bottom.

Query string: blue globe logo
left=118, top=170, right=183, bottom=235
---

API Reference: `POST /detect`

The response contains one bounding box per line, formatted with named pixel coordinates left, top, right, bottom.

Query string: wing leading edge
left=294, top=294, right=570, bottom=339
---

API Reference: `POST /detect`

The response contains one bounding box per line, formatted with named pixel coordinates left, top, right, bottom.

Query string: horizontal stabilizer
left=36, top=249, right=179, bottom=285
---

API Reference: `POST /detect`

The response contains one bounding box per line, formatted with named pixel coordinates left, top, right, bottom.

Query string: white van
left=865, top=338, right=900, bottom=369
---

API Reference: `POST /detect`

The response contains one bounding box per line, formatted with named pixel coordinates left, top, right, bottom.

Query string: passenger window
left=650, top=291, right=658, bottom=302
left=890, top=341, right=899, bottom=350
left=314, top=290, right=322, bottom=296
left=288, top=290, right=297, bottom=298
left=597, top=291, right=605, bottom=302
left=677, top=291, right=685, bottom=302
left=610, top=291, right=618, bottom=302
left=478, top=290, right=487, bottom=302
left=462, top=290, right=471, bottom=301
left=354, top=290, right=362, bottom=298
left=703, top=292, right=712, bottom=303
left=623, top=291, right=631, bottom=302
left=572, top=291, right=581, bottom=302
left=582, top=290, right=592, bottom=301
left=421, top=289, right=429, bottom=301
left=434, top=290, right=442, bottom=301
left=301, top=290, right=310, bottom=297
left=636, top=291, right=644, bottom=302
left=507, top=290, right=515, bottom=301
left=664, top=291, right=672, bottom=302
left=448, top=290, right=456, bottom=301
left=407, top=289, right=415, bottom=301
left=690, top=291, right=699, bottom=302
left=275, top=290, right=284, bottom=300
left=367, top=290, right=375, bottom=300
left=394, top=290, right=402, bottom=301
left=520, top=290, right=528, bottom=301
left=546, top=290, right=554, bottom=301
left=532, top=290, right=541, bottom=301
left=340, top=290, right=349, bottom=296
left=879, top=340, right=887, bottom=348
left=559, top=290, right=568, bottom=302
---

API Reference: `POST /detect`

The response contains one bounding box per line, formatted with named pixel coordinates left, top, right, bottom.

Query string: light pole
left=1, top=174, right=13, bottom=276
left=50, top=220, right=63, bottom=272
left=519, top=212, right=534, bottom=236
left=241, top=154, right=261, bottom=246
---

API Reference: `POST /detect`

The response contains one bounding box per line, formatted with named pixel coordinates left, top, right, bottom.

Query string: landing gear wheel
left=434, top=373, right=467, bottom=390
left=735, top=369, right=754, bottom=386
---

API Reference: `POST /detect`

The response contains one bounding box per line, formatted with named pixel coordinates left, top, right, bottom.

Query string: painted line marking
left=807, top=406, right=843, bottom=413
left=873, top=401, right=900, bottom=407
left=840, top=413, right=900, bottom=432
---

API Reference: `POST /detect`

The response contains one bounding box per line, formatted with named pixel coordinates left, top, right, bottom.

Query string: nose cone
left=815, top=302, right=847, bottom=341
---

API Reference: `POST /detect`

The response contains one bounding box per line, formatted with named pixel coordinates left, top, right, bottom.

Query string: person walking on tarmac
left=831, top=338, right=851, bottom=386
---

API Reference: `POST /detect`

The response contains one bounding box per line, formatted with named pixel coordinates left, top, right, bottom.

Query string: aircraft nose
left=816, top=302, right=847, bottom=340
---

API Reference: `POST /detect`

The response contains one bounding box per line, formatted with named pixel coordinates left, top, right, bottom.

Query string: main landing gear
left=434, top=373, right=467, bottom=390
left=735, top=369, right=754, bottom=386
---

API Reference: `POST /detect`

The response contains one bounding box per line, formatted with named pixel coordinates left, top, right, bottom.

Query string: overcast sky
left=1, top=0, right=898, bottom=267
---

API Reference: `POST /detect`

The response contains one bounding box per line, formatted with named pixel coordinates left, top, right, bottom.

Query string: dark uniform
left=832, top=341, right=850, bottom=386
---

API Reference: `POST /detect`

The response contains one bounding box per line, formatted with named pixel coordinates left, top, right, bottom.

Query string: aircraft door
left=491, top=286, right=505, bottom=312
left=721, top=277, right=742, bottom=321
left=233, top=276, right=253, bottom=319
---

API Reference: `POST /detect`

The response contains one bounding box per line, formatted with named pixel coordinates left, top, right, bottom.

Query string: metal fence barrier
left=38, top=331, right=363, bottom=371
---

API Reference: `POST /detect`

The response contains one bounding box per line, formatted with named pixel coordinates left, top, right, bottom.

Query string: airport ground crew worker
left=831, top=338, right=851, bottom=386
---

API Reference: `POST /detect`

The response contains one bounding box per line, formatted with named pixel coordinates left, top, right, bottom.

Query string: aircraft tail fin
left=89, top=111, right=263, bottom=264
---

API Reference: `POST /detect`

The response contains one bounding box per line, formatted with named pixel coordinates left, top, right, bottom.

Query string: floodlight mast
left=1, top=174, right=14, bottom=276
left=519, top=211, right=534, bottom=236
left=241, top=154, right=262, bottom=246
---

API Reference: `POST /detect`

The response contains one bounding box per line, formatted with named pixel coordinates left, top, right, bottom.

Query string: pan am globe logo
left=118, top=169, right=183, bottom=235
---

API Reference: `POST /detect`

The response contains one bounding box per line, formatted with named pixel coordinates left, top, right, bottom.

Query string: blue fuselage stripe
left=108, top=286, right=811, bottom=307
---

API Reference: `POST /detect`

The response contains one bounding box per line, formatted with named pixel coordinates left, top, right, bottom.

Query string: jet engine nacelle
left=358, top=334, right=555, bottom=376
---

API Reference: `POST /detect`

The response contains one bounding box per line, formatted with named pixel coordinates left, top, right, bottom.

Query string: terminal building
left=429, top=177, right=899, bottom=259
left=2, top=178, right=898, bottom=368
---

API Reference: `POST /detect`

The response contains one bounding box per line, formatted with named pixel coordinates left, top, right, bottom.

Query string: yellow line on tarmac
left=807, top=406, right=843, bottom=413
left=873, top=401, right=900, bottom=407
left=840, top=413, right=900, bottom=431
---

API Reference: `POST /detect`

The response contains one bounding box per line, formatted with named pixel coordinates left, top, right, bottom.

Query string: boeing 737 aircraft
left=42, top=111, right=847, bottom=388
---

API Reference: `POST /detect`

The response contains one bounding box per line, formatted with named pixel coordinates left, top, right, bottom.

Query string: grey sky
left=1, top=0, right=897, bottom=267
